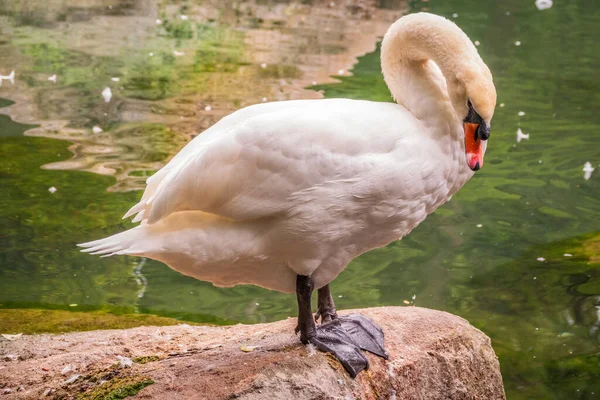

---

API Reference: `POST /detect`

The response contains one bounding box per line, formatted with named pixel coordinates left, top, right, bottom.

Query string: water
left=1, top=1, right=598, bottom=398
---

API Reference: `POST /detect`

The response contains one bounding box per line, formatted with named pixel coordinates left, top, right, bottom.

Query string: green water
left=1, top=0, right=599, bottom=398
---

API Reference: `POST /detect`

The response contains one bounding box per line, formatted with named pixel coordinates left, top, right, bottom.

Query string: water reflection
left=0, top=0, right=405, bottom=191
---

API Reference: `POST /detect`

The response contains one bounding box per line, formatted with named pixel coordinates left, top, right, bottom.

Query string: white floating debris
left=61, top=364, right=76, bottom=375
left=48, top=186, right=57, bottom=194
left=329, top=2, right=335, bottom=7
left=564, top=253, right=573, bottom=257
left=255, top=302, right=260, bottom=306
left=538, top=160, right=543, bottom=164
left=260, top=63, right=267, bottom=69
left=516, top=128, right=530, bottom=143
left=48, top=74, right=57, bottom=83
left=311, top=81, right=317, bottom=85
left=499, top=103, right=505, bottom=107
left=64, top=374, right=80, bottom=384
left=204, top=105, right=212, bottom=111
left=518, top=111, right=526, bottom=116
left=117, top=355, right=133, bottom=368
left=476, top=224, right=483, bottom=228
left=337, top=69, right=345, bottom=75
left=156, top=19, right=162, bottom=24
left=111, top=77, right=120, bottom=82
left=1, top=333, right=23, bottom=341
left=535, top=0, right=553, bottom=10
left=1, top=70, right=15, bottom=81
left=533, top=277, right=537, bottom=280
left=101, top=87, right=112, bottom=103
left=338, top=295, right=343, bottom=298
left=583, top=161, right=594, bottom=180
left=506, top=11, right=511, bottom=15
left=148, top=52, right=154, bottom=57
left=412, top=294, right=416, bottom=300
left=515, top=41, right=521, bottom=46
left=180, top=15, right=189, bottom=20
left=262, top=97, right=267, bottom=102
left=92, top=126, right=103, bottom=134
left=403, top=300, right=410, bottom=304
left=0, top=69, right=15, bottom=86
left=452, top=13, right=458, bottom=18
left=474, top=40, right=480, bottom=46
left=173, top=50, right=185, bottom=57
left=537, top=257, right=545, bottom=261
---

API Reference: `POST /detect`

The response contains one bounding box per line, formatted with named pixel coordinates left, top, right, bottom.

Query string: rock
left=0, top=307, right=505, bottom=399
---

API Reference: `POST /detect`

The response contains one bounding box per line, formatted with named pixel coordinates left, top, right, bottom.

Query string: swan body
left=80, top=13, right=496, bottom=294
left=82, top=97, right=475, bottom=292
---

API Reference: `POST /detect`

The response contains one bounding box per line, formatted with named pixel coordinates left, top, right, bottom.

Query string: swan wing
left=127, top=99, right=415, bottom=224
left=122, top=101, right=285, bottom=220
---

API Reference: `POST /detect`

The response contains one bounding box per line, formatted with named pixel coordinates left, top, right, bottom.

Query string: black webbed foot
left=309, top=320, right=368, bottom=378
left=339, top=314, right=388, bottom=359
left=296, top=276, right=387, bottom=378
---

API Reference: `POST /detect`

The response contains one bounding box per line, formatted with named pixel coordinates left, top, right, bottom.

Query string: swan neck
left=381, top=13, right=480, bottom=124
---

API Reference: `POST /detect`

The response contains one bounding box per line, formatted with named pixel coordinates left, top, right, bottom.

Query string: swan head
left=380, top=12, right=497, bottom=172
left=456, top=62, right=496, bottom=171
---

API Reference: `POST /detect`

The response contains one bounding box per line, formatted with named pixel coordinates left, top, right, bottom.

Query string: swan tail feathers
left=122, top=202, right=144, bottom=219
left=121, top=169, right=165, bottom=220
left=77, top=227, right=145, bottom=257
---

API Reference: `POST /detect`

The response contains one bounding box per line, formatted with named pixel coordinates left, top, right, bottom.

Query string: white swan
left=79, top=12, right=496, bottom=376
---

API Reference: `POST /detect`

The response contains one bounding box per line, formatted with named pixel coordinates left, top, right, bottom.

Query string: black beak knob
left=478, top=123, right=491, bottom=141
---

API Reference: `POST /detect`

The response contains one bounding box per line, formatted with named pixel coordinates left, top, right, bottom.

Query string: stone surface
left=0, top=307, right=506, bottom=399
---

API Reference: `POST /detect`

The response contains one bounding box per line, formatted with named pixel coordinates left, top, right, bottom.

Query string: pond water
left=1, top=0, right=599, bottom=399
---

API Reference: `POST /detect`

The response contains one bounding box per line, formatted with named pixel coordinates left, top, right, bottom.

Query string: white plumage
left=80, top=13, right=496, bottom=294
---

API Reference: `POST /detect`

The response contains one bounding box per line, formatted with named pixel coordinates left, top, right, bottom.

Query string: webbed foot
left=309, top=320, right=368, bottom=378
left=338, top=314, right=388, bottom=359
left=296, top=276, right=388, bottom=378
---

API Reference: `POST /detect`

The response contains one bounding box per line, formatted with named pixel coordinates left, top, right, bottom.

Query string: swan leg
left=296, top=275, right=389, bottom=378
left=315, top=285, right=338, bottom=323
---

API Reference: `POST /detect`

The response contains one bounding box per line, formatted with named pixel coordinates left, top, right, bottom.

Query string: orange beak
left=464, top=122, right=484, bottom=171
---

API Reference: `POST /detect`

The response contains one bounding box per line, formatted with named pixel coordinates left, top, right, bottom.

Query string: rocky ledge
left=0, top=307, right=505, bottom=399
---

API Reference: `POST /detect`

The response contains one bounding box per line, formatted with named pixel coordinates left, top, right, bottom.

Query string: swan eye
left=464, top=100, right=490, bottom=141
left=464, top=100, right=480, bottom=123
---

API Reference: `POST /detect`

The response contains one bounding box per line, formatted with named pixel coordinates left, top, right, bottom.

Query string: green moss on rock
left=0, top=308, right=196, bottom=334
left=132, top=355, right=161, bottom=364
left=78, top=376, right=154, bottom=400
